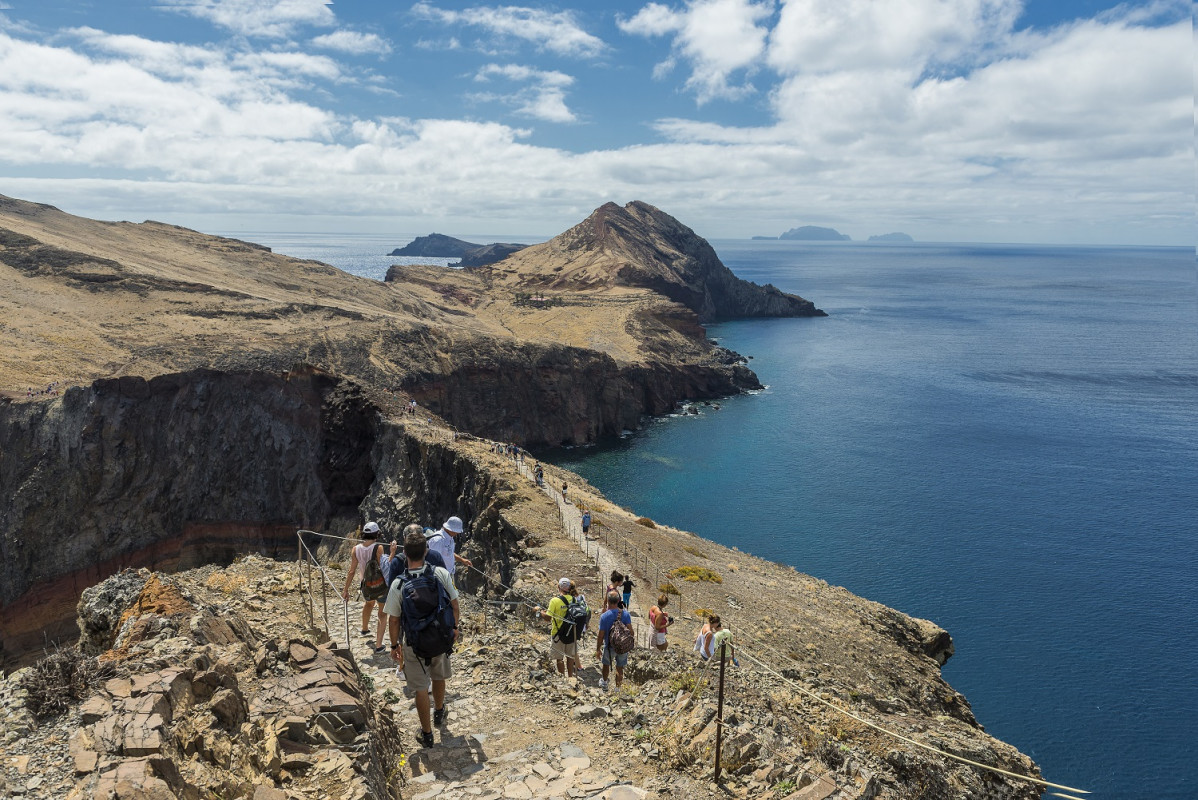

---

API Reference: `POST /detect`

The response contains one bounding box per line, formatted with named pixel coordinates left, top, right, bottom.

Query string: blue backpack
left=399, top=564, right=456, bottom=663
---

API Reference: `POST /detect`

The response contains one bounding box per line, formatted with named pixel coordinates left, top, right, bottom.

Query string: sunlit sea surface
left=244, top=232, right=1197, bottom=800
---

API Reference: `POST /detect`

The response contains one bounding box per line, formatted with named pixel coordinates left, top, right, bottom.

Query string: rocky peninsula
left=0, top=194, right=1049, bottom=799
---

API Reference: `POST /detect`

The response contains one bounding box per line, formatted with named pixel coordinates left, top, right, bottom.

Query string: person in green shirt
left=535, top=577, right=578, bottom=677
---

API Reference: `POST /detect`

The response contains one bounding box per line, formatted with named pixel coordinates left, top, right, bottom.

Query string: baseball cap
left=558, top=577, right=572, bottom=591
left=362, top=522, right=380, bottom=535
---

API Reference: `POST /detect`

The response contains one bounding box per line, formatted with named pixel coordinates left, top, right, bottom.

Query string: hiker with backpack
left=595, top=591, right=634, bottom=689
left=384, top=523, right=447, bottom=582
left=342, top=522, right=389, bottom=654
left=385, top=529, right=460, bottom=748
left=535, top=577, right=590, bottom=678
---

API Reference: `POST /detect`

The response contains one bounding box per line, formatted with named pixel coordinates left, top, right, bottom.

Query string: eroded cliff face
left=0, top=367, right=532, bottom=665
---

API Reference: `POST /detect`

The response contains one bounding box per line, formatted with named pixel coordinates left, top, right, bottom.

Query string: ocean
left=243, top=232, right=1197, bottom=799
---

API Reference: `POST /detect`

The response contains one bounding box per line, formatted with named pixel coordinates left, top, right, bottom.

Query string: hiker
left=621, top=574, right=634, bottom=609
left=535, top=578, right=584, bottom=677
left=596, top=591, right=633, bottom=689
left=561, top=481, right=568, bottom=501
left=426, top=516, right=473, bottom=581
left=582, top=509, right=592, bottom=536
left=385, top=530, right=460, bottom=748
left=384, top=523, right=446, bottom=581
left=342, top=522, right=388, bottom=653
left=648, top=594, right=672, bottom=651
left=694, top=614, right=721, bottom=660
left=606, top=571, right=623, bottom=608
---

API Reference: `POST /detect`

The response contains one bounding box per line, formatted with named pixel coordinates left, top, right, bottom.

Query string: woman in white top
left=694, top=614, right=721, bottom=660
left=342, top=522, right=388, bottom=653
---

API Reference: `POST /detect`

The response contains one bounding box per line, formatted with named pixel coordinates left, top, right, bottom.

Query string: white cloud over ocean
left=0, top=0, right=1189, bottom=244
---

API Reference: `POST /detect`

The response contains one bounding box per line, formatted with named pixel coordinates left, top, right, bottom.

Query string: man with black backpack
left=535, top=577, right=589, bottom=678
left=385, top=530, right=460, bottom=748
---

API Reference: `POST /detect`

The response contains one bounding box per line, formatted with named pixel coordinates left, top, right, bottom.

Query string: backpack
left=608, top=612, right=635, bottom=655
left=360, top=544, right=388, bottom=601
left=553, top=594, right=591, bottom=644
left=399, top=564, right=456, bottom=662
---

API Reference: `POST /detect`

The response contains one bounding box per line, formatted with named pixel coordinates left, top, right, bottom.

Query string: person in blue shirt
left=595, top=591, right=632, bottom=689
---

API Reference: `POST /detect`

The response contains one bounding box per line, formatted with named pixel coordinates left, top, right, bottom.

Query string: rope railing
left=506, top=456, right=1090, bottom=796
left=295, top=529, right=351, bottom=649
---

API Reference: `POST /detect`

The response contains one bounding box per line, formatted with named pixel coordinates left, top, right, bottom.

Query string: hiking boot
left=419, top=730, right=435, bottom=748
left=433, top=707, right=446, bottom=726
left=598, top=679, right=608, bottom=689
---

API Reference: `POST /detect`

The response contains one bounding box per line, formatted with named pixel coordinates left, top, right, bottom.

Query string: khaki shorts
left=401, top=646, right=451, bottom=694
left=550, top=638, right=578, bottom=661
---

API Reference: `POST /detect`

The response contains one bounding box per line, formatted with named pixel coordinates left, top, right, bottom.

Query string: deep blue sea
left=244, top=233, right=1197, bottom=799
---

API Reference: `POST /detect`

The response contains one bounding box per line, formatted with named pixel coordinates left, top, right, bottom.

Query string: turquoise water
left=542, top=241, right=1197, bottom=799
left=247, top=232, right=1197, bottom=798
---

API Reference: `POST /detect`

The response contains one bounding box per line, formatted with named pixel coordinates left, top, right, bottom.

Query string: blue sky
left=0, top=0, right=1190, bottom=244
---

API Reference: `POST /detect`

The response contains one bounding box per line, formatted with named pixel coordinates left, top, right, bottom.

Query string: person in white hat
left=426, top=516, right=472, bottom=578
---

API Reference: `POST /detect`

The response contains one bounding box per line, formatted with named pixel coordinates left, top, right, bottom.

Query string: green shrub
left=670, top=566, right=723, bottom=584
left=636, top=517, right=656, bottom=528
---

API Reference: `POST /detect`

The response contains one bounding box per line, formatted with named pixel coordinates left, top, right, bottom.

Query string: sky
left=0, top=0, right=1191, bottom=245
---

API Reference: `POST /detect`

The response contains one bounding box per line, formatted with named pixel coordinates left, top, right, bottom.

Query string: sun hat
left=444, top=516, right=464, bottom=534
left=362, top=522, right=380, bottom=536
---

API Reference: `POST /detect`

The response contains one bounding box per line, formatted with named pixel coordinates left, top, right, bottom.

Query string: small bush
left=659, top=582, right=680, bottom=596
left=635, top=517, right=656, bottom=528
left=668, top=670, right=698, bottom=694
left=693, top=607, right=713, bottom=618
left=682, top=545, right=708, bottom=559
left=20, top=646, right=115, bottom=719
left=670, top=566, right=723, bottom=584
left=773, top=778, right=797, bottom=795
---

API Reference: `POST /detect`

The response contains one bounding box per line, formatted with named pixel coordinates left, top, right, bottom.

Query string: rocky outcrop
left=496, top=201, right=825, bottom=321
left=390, top=233, right=528, bottom=266
left=390, top=233, right=479, bottom=257
left=61, top=569, right=401, bottom=800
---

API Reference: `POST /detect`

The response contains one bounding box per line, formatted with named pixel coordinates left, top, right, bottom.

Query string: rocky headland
left=390, top=233, right=528, bottom=267
left=0, top=194, right=1050, bottom=798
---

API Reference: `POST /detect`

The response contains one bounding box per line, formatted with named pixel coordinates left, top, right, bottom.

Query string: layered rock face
left=493, top=201, right=826, bottom=321
left=0, top=367, right=532, bottom=664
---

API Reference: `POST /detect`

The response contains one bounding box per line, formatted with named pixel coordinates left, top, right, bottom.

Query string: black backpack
left=360, top=544, right=388, bottom=601
left=399, top=564, right=456, bottom=662
left=553, top=594, right=591, bottom=644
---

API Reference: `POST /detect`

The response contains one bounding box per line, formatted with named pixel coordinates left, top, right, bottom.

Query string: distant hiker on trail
left=562, top=481, right=569, bottom=501
left=342, top=522, right=388, bottom=653
left=386, top=530, right=460, bottom=749
left=426, top=516, right=472, bottom=581
left=596, top=591, right=633, bottom=689
left=384, top=523, right=446, bottom=582
left=649, top=594, right=672, bottom=651
left=582, top=509, right=592, bottom=535
left=535, top=578, right=586, bottom=678
left=621, top=574, right=634, bottom=609
left=534, top=464, right=544, bottom=487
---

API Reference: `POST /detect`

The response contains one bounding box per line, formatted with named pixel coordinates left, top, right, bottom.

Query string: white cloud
left=619, top=0, right=775, bottom=102
left=767, top=0, right=1019, bottom=75
left=410, top=2, right=606, bottom=58
left=311, top=30, right=394, bottom=56
left=473, top=63, right=577, bottom=122
left=157, top=0, right=336, bottom=38
left=0, top=8, right=1189, bottom=245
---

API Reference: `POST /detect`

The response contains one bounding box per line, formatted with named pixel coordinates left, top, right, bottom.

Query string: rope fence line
left=507, top=458, right=1091, bottom=796
left=735, top=642, right=1090, bottom=796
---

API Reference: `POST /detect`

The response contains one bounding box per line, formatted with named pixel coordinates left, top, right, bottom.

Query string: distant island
left=751, top=235, right=777, bottom=240
left=390, top=233, right=527, bottom=267
left=779, top=225, right=850, bottom=241
left=868, top=232, right=915, bottom=242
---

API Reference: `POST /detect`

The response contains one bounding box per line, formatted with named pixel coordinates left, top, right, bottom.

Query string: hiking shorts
left=651, top=632, right=667, bottom=648
left=550, top=638, right=578, bottom=661
left=400, top=646, right=451, bottom=693
left=601, top=646, right=628, bottom=668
